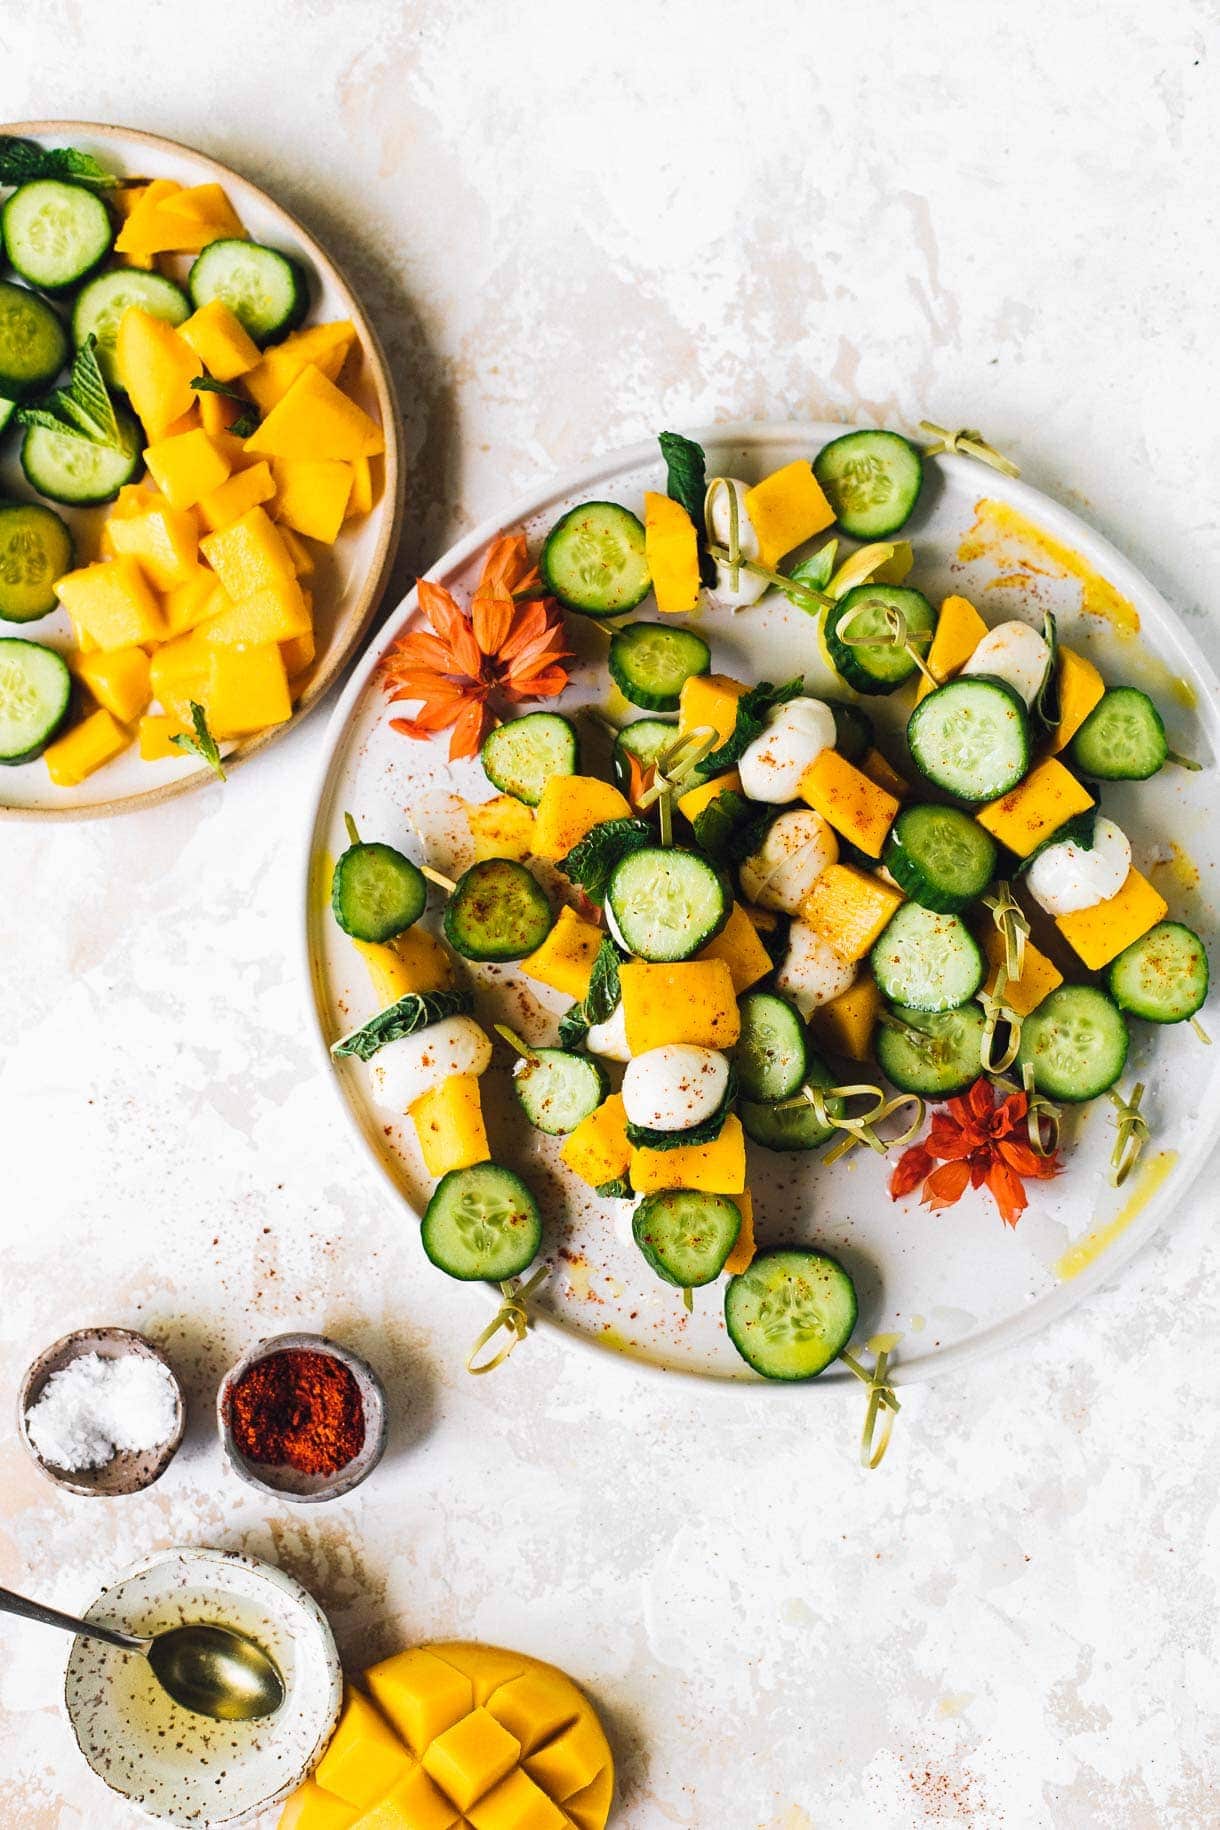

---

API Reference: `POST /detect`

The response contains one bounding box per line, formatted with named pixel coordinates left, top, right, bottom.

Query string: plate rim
left=0, top=118, right=405, bottom=822
left=299, top=419, right=1220, bottom=1392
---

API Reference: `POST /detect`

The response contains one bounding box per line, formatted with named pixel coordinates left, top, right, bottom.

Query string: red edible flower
left=889, top=1076, right=1061, bottom=1228
left=381, top=534, right=573, bottom=761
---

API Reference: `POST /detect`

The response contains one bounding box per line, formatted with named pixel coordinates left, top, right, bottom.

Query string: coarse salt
left=24, top=1351, right=180, bottom=1472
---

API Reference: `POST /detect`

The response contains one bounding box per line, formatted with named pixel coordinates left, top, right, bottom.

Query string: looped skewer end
left=918, top=420, right=1021, bottom=479
left=635, top=727, right=719, bottom=811
left=979, top=966, right=1022, bottom=1075
left=1108, top=1082, right=1149, bottom=1188
left=776, top=1081, right=925, bottom=1164
left=840, top=1344, right=902, bottom=1469
left=984, top=881, right=1029, bottom=984
left=465, top=1265, right=550, bottom=1375
left=832, top=595, right=938, bottom=689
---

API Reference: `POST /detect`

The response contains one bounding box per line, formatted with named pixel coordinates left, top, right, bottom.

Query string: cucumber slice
left=0, top=503, right=73, bottom=623
left=633, top=1189, right=741, bottom=1289
left=0, top=637, right=71, bottom=762
left=606, top=846, right=730, bottom=961
left=1, top=181, right=113, bottom=291
left=734, top=991, right=809, bottom=1101
left=0, top=281, right=68, bottom=397
left=827, top=700, right=873, bottom=763
left=612, top=716, right=675, bottom=794
left=541, top=501, right=650, bottom=616
left=513, top=1048, right=608, bottom=1135
left=188, top=239, right=309, bottom=345
left=607, top=622, right=710, bottom=712
left=481, top=712, right=579, bottom=806
left=739, top=1052, right=840, bottom=1152
left=1107, top=922, right=1209, bottom=1024
left=725, top=1248, right=859, bottom=1381
left=882, top=805, right=998, bottom=914
left=825, top=585, right=936, bottom=694
left=443, top=858, right=553, bottom=962
left=331, top=841, right=427, bottom=943
left=21, top=407, right=142, bottom=506
left=813, top=430, right=924, bottom=540
left=870, top=903, right=984, bottom=1012
left=1016, top=985, right=1129, bottom=1103
left=1069, top=687, right=1171, bottom=781
left=875, top=1003, right=986, bottom=1097
left=421, top=1163, right=542, bottom=1281
left=906, top=676, right=1031, bottom=801
left=0, top=398, right=15, bottom=437
left=71, top=269, right=190, bottom=389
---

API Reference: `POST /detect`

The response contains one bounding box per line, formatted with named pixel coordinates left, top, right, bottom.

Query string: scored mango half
left=281, top=1640, right=614, bottom=1830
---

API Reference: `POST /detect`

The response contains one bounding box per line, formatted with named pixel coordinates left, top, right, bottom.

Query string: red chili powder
left=228, top=1349, right=365, bottom=1477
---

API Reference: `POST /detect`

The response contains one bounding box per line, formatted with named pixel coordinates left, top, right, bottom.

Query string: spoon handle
left=0, top=1584, right=149, bottom=1653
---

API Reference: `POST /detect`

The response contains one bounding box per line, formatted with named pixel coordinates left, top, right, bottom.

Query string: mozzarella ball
left=621, top=1045, right=730, bottom=1132
left=587, top=1002, right=631, bottom=1063
left=775, top=919, right=857, bottom=1016
left=707, top=478, right=769, bottom=608
left=369, top=1016, right=492, bottom=1113
left=739, top=808, right=839, bottom=913
left=961, top=620, right=1052, bottom=707
left=1025, top=816, right=1131, bottom=916
left=738, top=697, right=837, bottom=803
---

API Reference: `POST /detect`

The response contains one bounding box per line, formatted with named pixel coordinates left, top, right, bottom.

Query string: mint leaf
left=659, top=430, right=716, bottom=587
left=558, top=1004, right=590, bottom=1050
left=625, top=1066, right=738, bottom=1151
left=332, top=988, right=474, bottom=1062
left=0, top=136, right=118, bottom=189
left=190, top=376, right=259, bottom=438
left=16, top=336, right=127, bottom=451
left=583, top=937, right=622, bottom=1028
left=595, top=1176, right=633, bottom=1199
left=700, top=677, right=805, bottom=775
left=169, top=701, right=227, bottom=783
left=559, top=817, right=653, bottom=905
left=1033, top=611, right=1060, bottom=733
left=691, top=789, right=752, bottom=861
left=781, top=541, right=838, bottom=609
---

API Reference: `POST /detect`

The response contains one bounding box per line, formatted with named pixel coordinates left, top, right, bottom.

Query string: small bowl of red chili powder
left=218, top=1333, right=386, bottom=1502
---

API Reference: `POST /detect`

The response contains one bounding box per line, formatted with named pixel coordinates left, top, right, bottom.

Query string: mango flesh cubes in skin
left=976, top=758, right=1094, bottom=858
left=619, top=958, right=740, bottom=1052
left=282, top=1641, right=613, bottom=1829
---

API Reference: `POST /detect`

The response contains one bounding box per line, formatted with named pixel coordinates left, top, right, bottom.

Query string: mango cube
left=353, top=929, right=454, bottom=1004
left=722, top=1189, right=756, bottom=1276
left=468, top=795, right=536, bottom=863
left=564, top=1767, right=615, bottom=1830
left=810, top=975, right=882, bottom=1060
left=916, top=594, right=988, bottom=701
left=244, top=320, right=358, bottom=413
left=697, top=901, right=773, bottom=994
left=202, top=576, right=312, bottom=647
left=859, top=746, right=909, bottom=801
left=485, top=1672, right=579, bottom=1758
left=346, top=454, right=377, bottom=519
left=178, top=298, right=261, bottom=381
left=200, top=504, right=297, bottom=599
left=277, top=521, right=317, bottom=575
left=1056, top=867, right=1168, bottom=971
left=678, top=672, right=746, bottom=745
left=976, top=758, right=1094, bottom=858
left=43, top=709, right=131, bottom=786
left=676, top=769, right=741, bottom=824
left=278, top=1779, right=359, bottom=1830
left=206, top=643, right=292, bottom=735
left=149, top=629, right=212, bottom=722
left=743, top=460, right=835, bottom=569
left=315, top=1689, right=413, bottom=1809
left=56, top=557, right=165, bottom=650
left=1049, top=646, right=1106, bottom=754
left=282, top=627, right=317, bottom=680
left=520, top=906, right=604, bottom=1000
left=523, top=1710, right=610, bottom=1802
left=630, top=1113, right=746, bottom=1195
left=115, top=307, right=202, bottom=439
left=273, top=458, right=354, bottom=543
left=411, top=1074, right=489, bottom=1175
left=73, top=646, right=151, bottom=724
left=245, top=363, right=384, bottom=462
left=643, top=490, right=700, bottom=614
left=143, top=427, right=230, bottom=510
left=531, top=776, right=632, bottom=862
left=114, top=183, right=243, bottom=257
left=138, top=713, right=189, bottom=762
left=560, top=1094, right=631, bottom=1189
left=981, top=925, right=1063, bottom=1016
left=800, top=863, right=903, bottom=961
left=196, top=460, right=276, bottom=533
left=422, top=1708, right=521, bottom=1813
left=106, top=504, right=200, bottom=592
left=619, top=959, right=739, bottom=1052
left=352, top=1767, right=460, bottom=1830
left=799, top=750, right=899, bottom=858
left=366, top=1649, right=475, bottom=1757
left=467, top=1768, right=570, bottom=1830
left=163, top=567, right=228, bottom=638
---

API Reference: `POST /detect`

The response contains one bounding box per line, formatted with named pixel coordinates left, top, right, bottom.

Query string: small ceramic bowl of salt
left=18, top=1329, right=185, bottom=1497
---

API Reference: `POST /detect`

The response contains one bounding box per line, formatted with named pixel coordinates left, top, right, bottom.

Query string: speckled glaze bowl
left=63, top=1547, right=342, bottom=1826
left=17, top=1327, right=185, bottom=1497
left=217, top=1332, right=388, bottom=1503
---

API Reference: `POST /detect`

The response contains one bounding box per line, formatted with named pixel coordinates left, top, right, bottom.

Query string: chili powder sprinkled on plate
left=227, top=1348, right=365, bottom=1477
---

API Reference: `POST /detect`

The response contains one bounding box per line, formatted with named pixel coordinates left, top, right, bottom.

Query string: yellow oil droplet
left=604, top=682, right=632, bottom=722
left=563, top=1255, right=594, bottom=1301
left=938, top=1692, right=974, bottom=1718
left=1169, top=674, right=1198, bottom=710
left=958, top=499, right=1140, bottom=638
left=868, top=1331, right=902, bottom=1355
left=910, top=1313, right=927, bottom=1333
left=1054, top=1150, right=1178, bottom=1280
left=1149, top=841, right=1200, bottom=897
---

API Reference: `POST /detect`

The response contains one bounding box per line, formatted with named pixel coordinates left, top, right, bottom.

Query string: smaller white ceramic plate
left=64, top=1547, right=341, bottom=1826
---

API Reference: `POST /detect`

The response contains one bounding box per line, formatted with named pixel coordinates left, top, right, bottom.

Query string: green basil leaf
left=559, top=817, right=653, bottom=905
left=331, top=988, right=475, bottom=1061
left=659, top=429, right=715, bottom=587
left=700, top=677, right=805, bottom=775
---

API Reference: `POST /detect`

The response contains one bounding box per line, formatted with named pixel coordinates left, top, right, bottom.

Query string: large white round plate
left=302, top=424, right=1220, bottom=1388
left=0, top=121, right=403, bottom=820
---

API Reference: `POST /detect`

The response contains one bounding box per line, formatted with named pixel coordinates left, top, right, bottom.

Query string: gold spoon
left=0, top=1583, right=285, bottom=1721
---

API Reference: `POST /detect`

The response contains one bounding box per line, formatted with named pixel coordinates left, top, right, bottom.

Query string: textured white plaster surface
left=1, top=3, right=1218, bottom=1825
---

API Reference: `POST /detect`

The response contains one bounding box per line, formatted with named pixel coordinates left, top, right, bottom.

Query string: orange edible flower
left=382, top=533, right=572, bottom=760
left=889, top=1076, right=1061, bottom=1229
